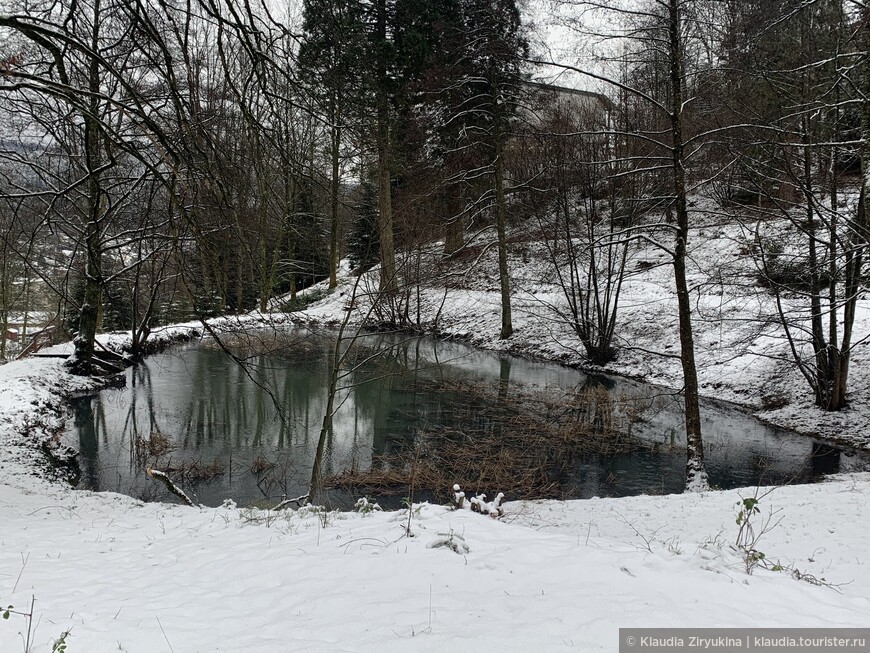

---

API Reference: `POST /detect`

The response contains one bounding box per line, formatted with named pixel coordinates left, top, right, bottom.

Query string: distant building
left=505, top=81, right=615, bottom=202
left=519, top=80, right=615, bottom=159
left=523, top=81, right=614, bottom=127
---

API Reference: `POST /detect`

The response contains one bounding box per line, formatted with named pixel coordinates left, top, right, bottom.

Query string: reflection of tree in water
left=498, top=357, right=511, bottom=405
left=72, top=397, right=99, bottom=490
left=348, top=351, right=398, bottom=457
left=568, top=377, right=615, bottom=436
left=345, top=337, right=434, bottom=462
left=125, top=362, right=168, bottom=467
left=810, top=443, right=840, bottom=476
left=168, top=347, right=326, bottom=451
left=184, top=331, right=332, bottom=450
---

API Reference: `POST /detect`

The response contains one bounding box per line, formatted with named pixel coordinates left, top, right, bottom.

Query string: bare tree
left=510, top=86, right=633, bottom=364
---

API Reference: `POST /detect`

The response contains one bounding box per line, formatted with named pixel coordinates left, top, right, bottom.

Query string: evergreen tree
left=455, top=0, right=528, bottom=338
left=391, top=0, right=467, bottom=250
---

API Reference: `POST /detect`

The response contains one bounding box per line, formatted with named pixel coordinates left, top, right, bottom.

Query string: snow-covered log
left=146, top=468, right=197, bottom=507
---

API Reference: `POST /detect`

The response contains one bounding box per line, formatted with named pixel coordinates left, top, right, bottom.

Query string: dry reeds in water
left=133, top=432, right=176, bottom=460
left=165, top=457, right=227, bottom=481
left=325, top=378, right=648, bottom=501
left=250, top=455, right=276, bottom=474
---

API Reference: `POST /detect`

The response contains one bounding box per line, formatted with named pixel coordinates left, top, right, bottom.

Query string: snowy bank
left=0, top=322, right=213, bottom=492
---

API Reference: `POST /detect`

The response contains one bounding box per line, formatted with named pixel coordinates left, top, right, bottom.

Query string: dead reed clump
left=250, top=455, right=276, bottom=474
left=133, top=432, right=176, bottom=459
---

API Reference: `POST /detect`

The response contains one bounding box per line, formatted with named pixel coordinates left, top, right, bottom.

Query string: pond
left=64, top=328, right=870, bottom=507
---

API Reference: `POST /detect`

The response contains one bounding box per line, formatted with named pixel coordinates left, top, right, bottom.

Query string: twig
left=13, top=553, right=29, bottom=593
left=25, top=596, right=35, bottom=653
left=157, top=616, right=175, bottom=653
left=270, top=494, right=309, bottom=511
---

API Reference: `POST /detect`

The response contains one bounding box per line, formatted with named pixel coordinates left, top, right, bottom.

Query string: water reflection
left=65, top=329, right=870, bottom=507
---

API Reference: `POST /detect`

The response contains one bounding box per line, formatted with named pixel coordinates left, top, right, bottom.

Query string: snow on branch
left=146, top=467, right=198, bottom=507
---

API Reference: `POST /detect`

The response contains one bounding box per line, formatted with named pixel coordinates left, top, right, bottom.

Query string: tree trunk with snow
left=666, top=0, right=708, bottom=491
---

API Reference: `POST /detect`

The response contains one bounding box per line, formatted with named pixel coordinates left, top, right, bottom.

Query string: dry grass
left=250, top=455, right=276, bottom=474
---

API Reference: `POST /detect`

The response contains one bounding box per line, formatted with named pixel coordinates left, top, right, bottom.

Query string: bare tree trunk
left=283, top=151, right=297, bottom=301
left=831, top=5, right=870, bottom=409
left=309, top=337, right=340, bottom=500
left=494, top=127, right=513, bottom=339
left=800, top=117, right=831, bottom=408
left=667, top=0, right=708, bottom=491
left=377, top=129, right=396, bottom=293
left=0, top=250, right=9, bottom=361
left=308, top=273, right=375, bottom=502
left=329, top=106, right=341, bottom=289
left=69, top=0, right=104, bottom=376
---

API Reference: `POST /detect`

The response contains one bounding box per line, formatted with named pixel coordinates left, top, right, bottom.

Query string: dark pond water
left=65, top=328, right=870, bottom=507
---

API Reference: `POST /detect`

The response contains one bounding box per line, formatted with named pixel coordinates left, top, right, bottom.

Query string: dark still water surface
left=65, top=329, right=870, bottom=507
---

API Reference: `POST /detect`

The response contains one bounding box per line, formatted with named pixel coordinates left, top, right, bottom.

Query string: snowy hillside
left=287, top=217, right=870, bottom=450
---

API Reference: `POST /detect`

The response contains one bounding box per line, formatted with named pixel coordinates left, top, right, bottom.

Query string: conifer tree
left=456, top=0, right=528, bottom=339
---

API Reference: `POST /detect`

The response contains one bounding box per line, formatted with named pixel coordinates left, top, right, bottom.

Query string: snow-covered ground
left=2, top=463, right=869, bottom=651
left=3, top=223, right=870, bottom=650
